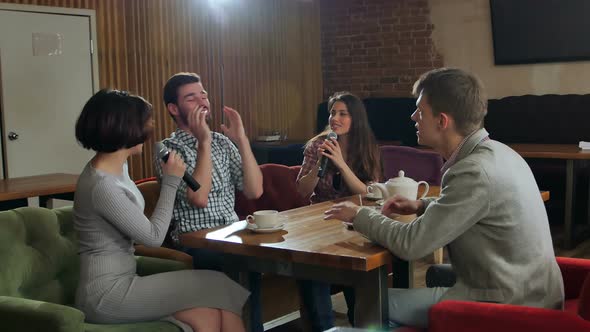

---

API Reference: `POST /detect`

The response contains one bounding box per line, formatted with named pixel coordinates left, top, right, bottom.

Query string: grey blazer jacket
left=354, top=128, right=564, bottom=309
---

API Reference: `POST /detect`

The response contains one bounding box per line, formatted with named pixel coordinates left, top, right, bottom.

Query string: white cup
left=246, top=210, right=283, bottom=229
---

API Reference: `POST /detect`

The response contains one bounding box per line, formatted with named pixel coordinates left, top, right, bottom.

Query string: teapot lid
left=387, top=170, right=417, bottom=184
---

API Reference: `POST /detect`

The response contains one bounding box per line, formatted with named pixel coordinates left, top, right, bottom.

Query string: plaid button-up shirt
left=154, top=129, right=244, bottom=244
left=296, top=137, right=353, bottom=204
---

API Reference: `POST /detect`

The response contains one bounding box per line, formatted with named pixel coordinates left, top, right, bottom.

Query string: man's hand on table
left=381, top=195, right=423, bottom=216
left=324, top=201, right=361, bottom=223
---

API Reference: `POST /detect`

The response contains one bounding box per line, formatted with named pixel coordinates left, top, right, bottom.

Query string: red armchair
left=428, top=257, right=590, bottom=332
left=235, top=163, right=308, bottom=218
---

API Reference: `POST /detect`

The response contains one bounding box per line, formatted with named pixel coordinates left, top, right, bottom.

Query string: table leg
left=0, top=198, right=27, bottom=211
left=239, top=271, right=253, bottom=332
left=39, top=196, right=51, bottom=208
left=564, top=159, right=576, bottom=249
left=297, top=287, right=312, bottom=332
left=392, top=258, right=410, bottom=289
left=226, top=270, right=253, bottom=332
left=354, top=265, right=388, bottom=329
left=39, top=192, right=75, bottom=208
left=433, top=248, right=444, bottom=265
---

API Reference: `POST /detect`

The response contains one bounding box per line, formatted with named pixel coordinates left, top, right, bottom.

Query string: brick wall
left=320, top=0, right=443, bottom=99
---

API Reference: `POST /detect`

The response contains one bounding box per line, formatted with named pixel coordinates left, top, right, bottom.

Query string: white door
left=0, top=9, right=96, bottom=178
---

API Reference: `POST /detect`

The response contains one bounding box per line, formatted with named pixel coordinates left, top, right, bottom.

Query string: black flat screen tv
left=490, top=0, right=590, bottom=65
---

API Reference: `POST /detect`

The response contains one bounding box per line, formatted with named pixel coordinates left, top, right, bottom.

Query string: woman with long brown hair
left=296, top=91, right=382, bottom=326
left=297, top=91, right=382, bottom=203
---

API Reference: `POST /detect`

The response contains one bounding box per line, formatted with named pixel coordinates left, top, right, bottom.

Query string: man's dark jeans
left=185, top=247, right=334, bottom=332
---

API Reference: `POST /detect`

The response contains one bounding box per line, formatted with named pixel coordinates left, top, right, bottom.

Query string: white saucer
left=246, top=222, right=285, bottom=233
left=365, top=193, right=382, bottom=201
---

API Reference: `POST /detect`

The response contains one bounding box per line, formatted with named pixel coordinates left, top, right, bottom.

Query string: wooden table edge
left=0, top=173, right=78, bottom=201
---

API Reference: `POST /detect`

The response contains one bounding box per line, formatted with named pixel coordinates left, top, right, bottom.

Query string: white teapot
left=368, top=170, right=430, bottom=200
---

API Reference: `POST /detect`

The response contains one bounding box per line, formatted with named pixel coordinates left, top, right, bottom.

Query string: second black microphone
left=155, top=142, right=201, bottom=192
left=317, top=131, right=338, bottom=178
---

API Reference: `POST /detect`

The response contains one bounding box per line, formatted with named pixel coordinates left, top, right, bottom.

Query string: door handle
left=7, top=132, right=18, bottom=141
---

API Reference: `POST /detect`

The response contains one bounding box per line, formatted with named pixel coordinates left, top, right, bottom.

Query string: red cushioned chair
left=235, top=163, right=308, bottom=218
left=425, top=257, right=590, bottom=332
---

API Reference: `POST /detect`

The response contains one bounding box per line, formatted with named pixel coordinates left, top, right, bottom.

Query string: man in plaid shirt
left=155, top=73, right=334, bottom=332
left=155, top=72, right=264, bottom=330
left=155, top=73, right=263, bottom=242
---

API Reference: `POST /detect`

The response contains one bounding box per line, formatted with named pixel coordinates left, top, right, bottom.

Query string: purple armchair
left=380, top=145, right=444, bottom=185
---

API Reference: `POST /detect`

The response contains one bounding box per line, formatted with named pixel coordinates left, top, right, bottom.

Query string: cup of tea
left=246, top=210, right=284, bottom=229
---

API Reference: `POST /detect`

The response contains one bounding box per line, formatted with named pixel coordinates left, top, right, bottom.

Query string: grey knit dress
left=73, top=162, right=249, bottom=330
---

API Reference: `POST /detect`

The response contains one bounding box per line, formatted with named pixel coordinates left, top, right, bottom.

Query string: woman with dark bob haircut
left=73, top=89, right=249, bottom=332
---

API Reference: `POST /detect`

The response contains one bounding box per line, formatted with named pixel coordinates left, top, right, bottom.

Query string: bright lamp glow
left=206, top=0, right=232, bottom=26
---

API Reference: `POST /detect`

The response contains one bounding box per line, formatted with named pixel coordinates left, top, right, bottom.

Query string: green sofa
left=0, top=206, right=190, bottom=332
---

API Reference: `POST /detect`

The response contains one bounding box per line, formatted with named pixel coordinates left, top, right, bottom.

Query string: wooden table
left=180, top=186, right=549, bottom=330
left=0, top=173, right=78, bottom=209
left=509, top=144, right=590, bottom=249
left=181, top=196, right=395, bottom=330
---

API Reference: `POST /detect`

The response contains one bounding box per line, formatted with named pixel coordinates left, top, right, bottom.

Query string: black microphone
left=317, top=131, right=338, bottom=178
left=155, top=142, right=201, bottom=192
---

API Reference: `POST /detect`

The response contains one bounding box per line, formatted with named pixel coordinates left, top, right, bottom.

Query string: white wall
left=429, top=0, right=590, bottom=98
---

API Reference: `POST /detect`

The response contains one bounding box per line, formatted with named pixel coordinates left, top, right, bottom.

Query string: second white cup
left=246, top=210, right=282, bottom=229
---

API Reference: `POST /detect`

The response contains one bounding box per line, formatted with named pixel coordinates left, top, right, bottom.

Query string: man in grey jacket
left=325, top=68, right=564, bottom=329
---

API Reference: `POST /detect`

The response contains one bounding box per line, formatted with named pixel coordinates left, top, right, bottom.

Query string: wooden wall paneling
left=1, top=0, right=322, bottom=180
